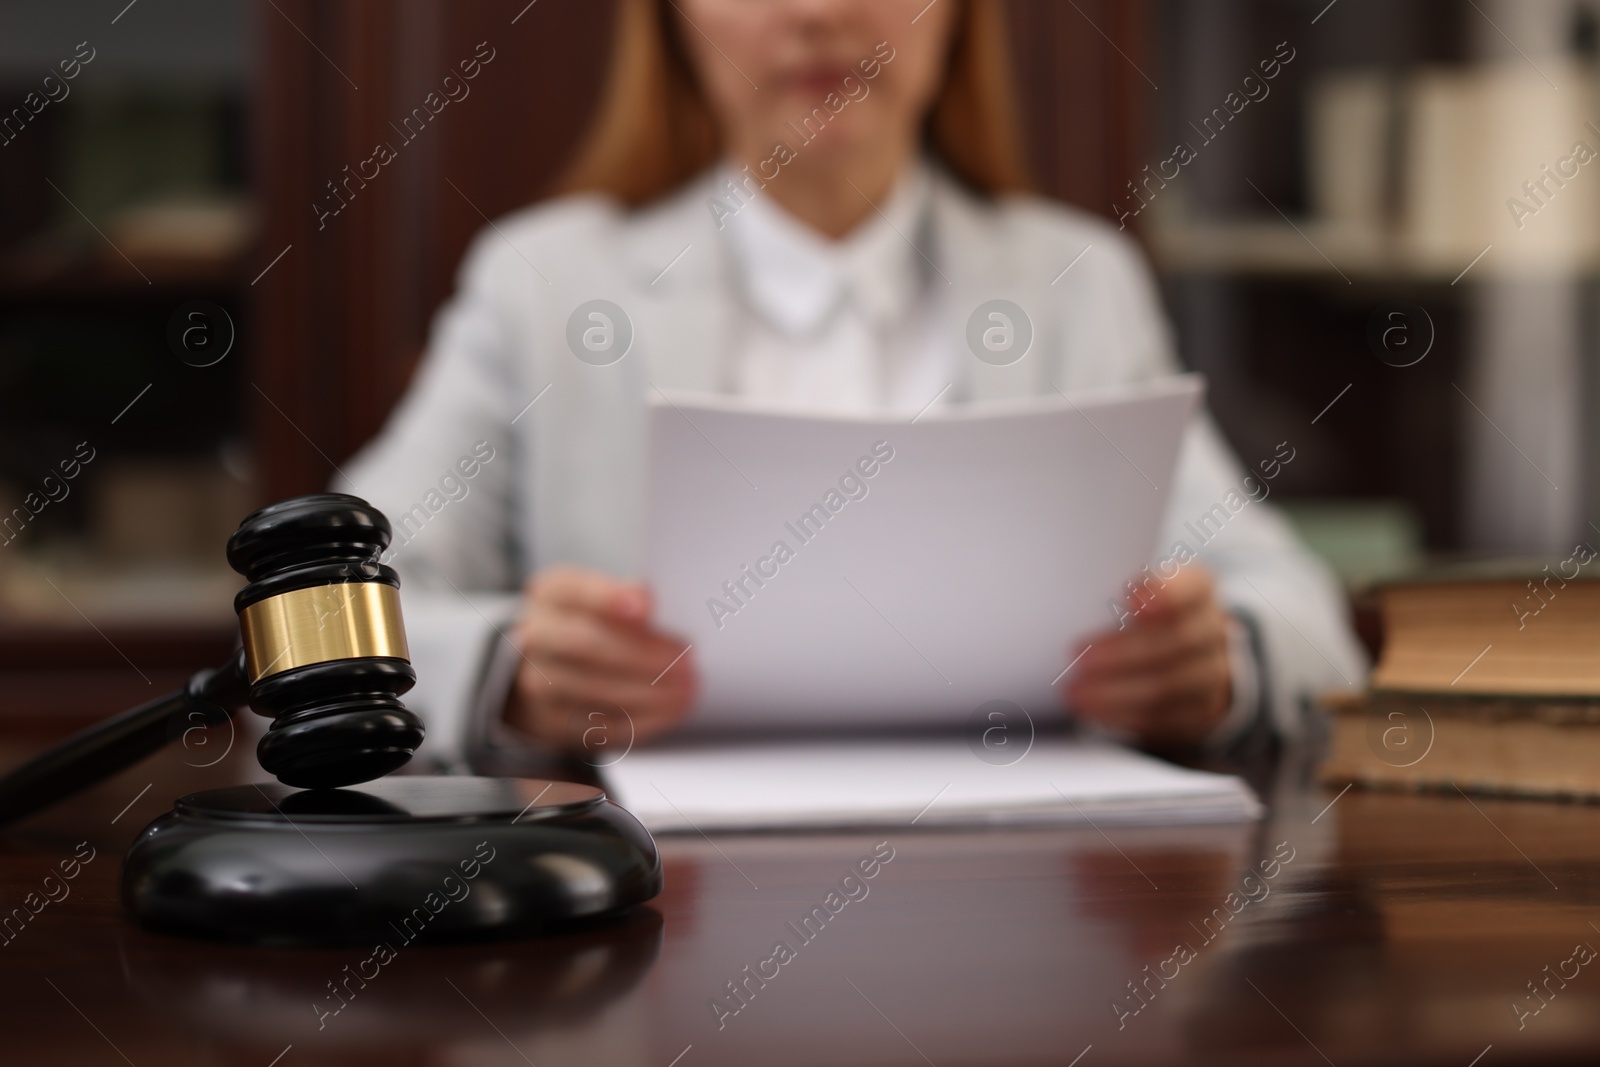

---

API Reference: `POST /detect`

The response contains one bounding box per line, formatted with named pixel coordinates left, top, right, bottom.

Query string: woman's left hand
left=1060, top=566, right=1233, bottom=746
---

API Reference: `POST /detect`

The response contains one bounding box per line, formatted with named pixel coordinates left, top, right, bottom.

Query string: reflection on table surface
left=1, top=739, right=1598, bottom=1066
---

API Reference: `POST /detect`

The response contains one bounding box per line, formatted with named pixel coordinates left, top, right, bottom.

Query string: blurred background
left=0, top=0, right=1595, bottom=730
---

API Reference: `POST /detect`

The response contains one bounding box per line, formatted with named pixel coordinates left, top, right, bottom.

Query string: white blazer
left=342, top=166, right=1367, bottom=764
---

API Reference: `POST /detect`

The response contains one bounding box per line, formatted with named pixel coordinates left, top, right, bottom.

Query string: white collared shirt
left=718, top=161, right=954, bottom=416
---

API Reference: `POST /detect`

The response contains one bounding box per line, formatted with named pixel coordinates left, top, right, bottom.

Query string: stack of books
left=1321, top=559, right=1600, bottom=799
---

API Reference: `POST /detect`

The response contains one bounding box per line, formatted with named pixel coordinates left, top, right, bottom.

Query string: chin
left=784, top=119, right=883, bottom=158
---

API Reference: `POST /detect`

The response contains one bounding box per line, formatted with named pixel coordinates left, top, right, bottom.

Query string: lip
left=784, top=65, right=855, bottom=95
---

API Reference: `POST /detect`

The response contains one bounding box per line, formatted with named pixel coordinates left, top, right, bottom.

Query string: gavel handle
left=0, top=652, right=250, bottom=826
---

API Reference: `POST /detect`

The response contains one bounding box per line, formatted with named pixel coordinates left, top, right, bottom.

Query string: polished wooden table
left=1, top=732, right=1597, bottom=1067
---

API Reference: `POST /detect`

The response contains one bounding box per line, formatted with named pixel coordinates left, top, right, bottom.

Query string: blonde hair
left=554, top=0, right=1032, bottom=206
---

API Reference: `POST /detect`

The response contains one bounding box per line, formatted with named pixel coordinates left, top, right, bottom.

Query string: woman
left=346, top=0, right=1365, bottom=763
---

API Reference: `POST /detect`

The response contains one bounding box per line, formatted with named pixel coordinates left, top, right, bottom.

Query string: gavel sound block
left=0, top=494, right=661, bottom=946
left=124, top=776, right=660, bottom=945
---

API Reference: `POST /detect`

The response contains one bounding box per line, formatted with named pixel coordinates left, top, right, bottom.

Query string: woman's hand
left=1060, top=566, right=1233, bottom=746
left=504, top=566, right=697, bottom=752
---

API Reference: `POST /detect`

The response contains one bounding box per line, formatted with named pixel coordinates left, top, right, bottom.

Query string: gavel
left=0, top=493, right=427, bottom=823
left=0, top=493, right=661, bottom=945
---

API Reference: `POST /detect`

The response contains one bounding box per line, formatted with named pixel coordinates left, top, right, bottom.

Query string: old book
left=1369, top=558, right=1600, bottom=697
left=1321, top=691, right=1600, bottom=800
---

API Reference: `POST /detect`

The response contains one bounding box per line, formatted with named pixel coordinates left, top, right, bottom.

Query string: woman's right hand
left=504, top=566, right=697, bottom=753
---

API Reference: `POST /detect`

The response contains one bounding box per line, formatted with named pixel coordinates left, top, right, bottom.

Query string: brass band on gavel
left=238, top=582, right=410, bottom=683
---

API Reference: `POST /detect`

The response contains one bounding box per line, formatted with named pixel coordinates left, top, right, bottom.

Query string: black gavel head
left=226, top=494, right=425, bottom=790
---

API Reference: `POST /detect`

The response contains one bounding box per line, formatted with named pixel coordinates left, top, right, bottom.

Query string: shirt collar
left=720, top=159, right=933, bottom=337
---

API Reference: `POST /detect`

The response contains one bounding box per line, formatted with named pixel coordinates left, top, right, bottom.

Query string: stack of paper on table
left=628, top=375, right=1248, bottom=832
left=600, top=735, right=1263, bottom=833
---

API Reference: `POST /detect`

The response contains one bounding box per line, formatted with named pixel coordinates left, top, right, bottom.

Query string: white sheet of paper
left=600, top=734, right=1262, bottom=832
left=644, top=374, right=1202, bottom=729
